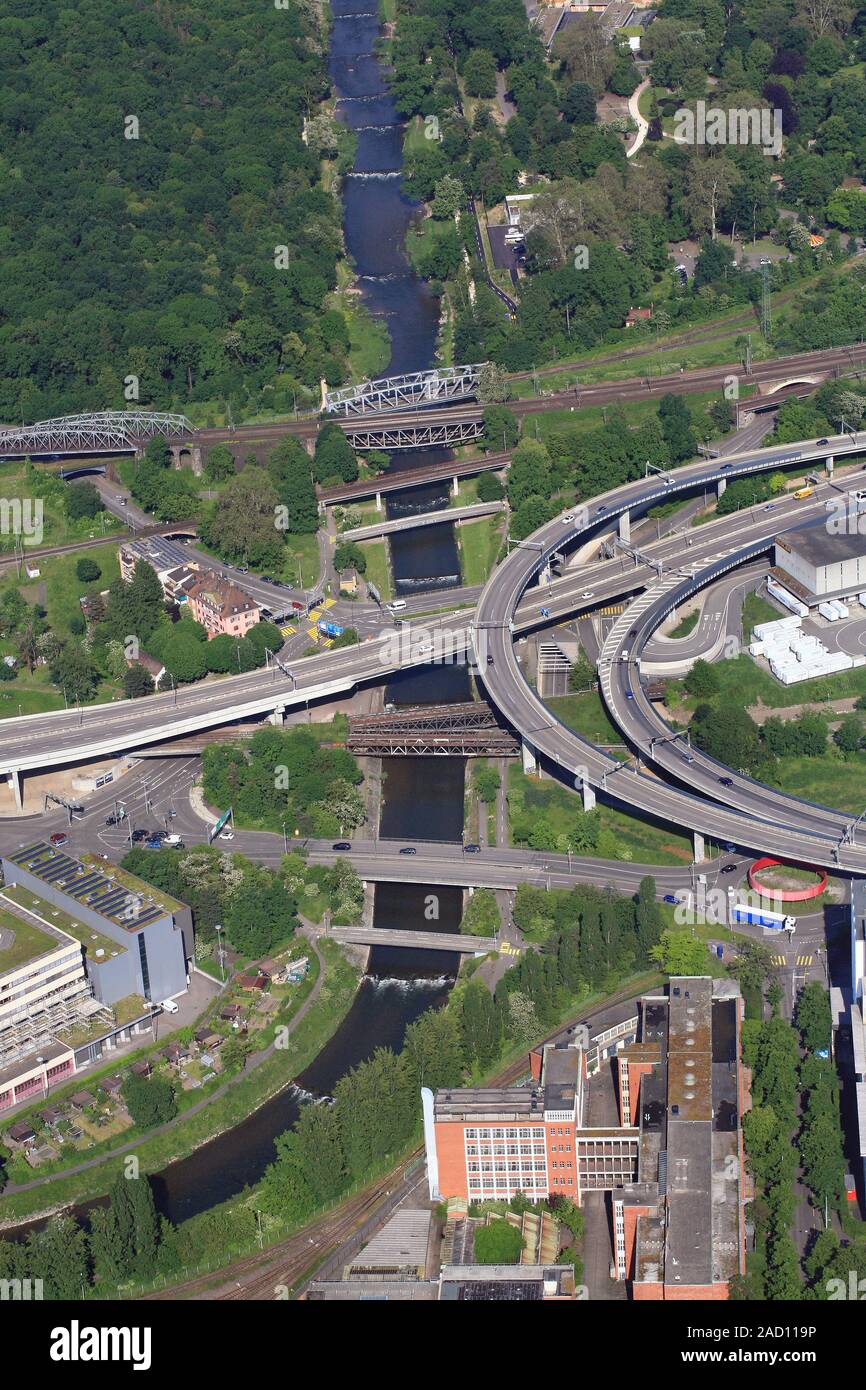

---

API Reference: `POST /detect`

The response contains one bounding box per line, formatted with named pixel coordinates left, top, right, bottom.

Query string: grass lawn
left=741, top=590, right=780, bottom=641
left=712, top=653, right=866, bottom=712
left=358, top=538, right=392, bottom=600
left=0, top=908, right=57, bottom=972
left=770, top=752, right=866, bottom=816
left=41, top=543, right=121, bottom=634
left=329, top=287, right=390, bottom=383
left=548, top=691, right=625, bottom=748
left=458, top=514, right=506, bottom=586
left=528, top=389, right=734, bottom=447
left=669, top=610, right=699, bottom=639
left=280, top=532, right=320, bottom=590
left=507, top=764, right=695, bottom=865
left=0, top=462, right=124, bottom=551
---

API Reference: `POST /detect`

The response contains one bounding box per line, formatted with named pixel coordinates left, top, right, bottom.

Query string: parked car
left=49, top=832, right=68, bottom=846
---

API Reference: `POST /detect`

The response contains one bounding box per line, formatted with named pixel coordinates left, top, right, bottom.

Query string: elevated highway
left=477, top=428, right=866, bottom=872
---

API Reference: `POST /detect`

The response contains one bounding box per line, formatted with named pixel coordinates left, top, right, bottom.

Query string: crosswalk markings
left=597, top=605, right=625, bottom=617
left=499, top=942, right=522, bottom=956
left=772, top=954, right=813, bottom=966
left=797, top=955, right=813, bottom=967
left=280, top=624, right=296, bottom=637
left=772, top=955, right=786, bottom=966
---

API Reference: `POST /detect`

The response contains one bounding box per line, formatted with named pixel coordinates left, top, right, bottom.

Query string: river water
left=1, top=1, right=470, bottom=1240
left=104, top=1, right=468, bottom=1227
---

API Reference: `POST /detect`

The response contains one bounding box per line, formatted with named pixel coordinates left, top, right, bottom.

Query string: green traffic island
left=0, top=938, right=360, bottom=1226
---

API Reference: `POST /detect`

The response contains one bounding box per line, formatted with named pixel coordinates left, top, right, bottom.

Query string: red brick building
left=422, top=977, right=747, bottom=1299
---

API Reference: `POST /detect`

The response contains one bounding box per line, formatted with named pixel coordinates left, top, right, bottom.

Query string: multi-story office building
left=0, top=903, right=110, bottom=1113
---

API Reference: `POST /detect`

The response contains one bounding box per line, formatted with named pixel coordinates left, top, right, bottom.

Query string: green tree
left=75, top=557, right=101, bottom=582
left=650, top=929, right=709, bottom=975
left=474, top=1219, right=525, bottom=1264
left=121, top=1072, right=177, bottom=1128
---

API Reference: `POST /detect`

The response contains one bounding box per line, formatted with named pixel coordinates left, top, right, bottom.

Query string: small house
left=40, top=1106, right=66, bottom=1129
left=625, top=306, right=652, bottom=328
left=70, top=1090, right=96, bottom=1111
left=8, top=1120, right=36, bottom=1146
left=220, top=1003, right=243, bottom=1022
left=195, top=1028, right=222, bottom=1050
left=101, top=1075, right=123, bottom=1096
left=129, top=1060, right=151, bottom=1078
left=238, top=972, right=268, bottom=993
left=161, top=1043, right=189, bottom=1068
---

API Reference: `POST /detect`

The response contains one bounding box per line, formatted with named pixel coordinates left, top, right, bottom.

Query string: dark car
left=721, top=863, right=737, bottom=874
left=720, top=463, right=732, bottom=470
left=332, top=842, right=351, bottom=851
left=817, top=437, right=829, bottom=446
left=487, top=654, right=494, bottom=666
left=625, top=688, right=634, bottom=700
left=719, top=776, right=734, bottom=788
left=49, top=832, right=68, bottom=846
left=399, top=846, right=417, bottom=855
left=663, top=894, right=679, bottom=905
left=464, top=843, right=481, bottom=854
left=596, top=504, right=606, bottom=513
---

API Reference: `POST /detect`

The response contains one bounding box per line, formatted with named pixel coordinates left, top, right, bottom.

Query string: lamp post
left=215, top=924, right=225, bottom=984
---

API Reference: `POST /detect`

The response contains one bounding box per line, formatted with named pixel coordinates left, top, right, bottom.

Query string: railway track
left=142, top=978, right=654, bottom=1301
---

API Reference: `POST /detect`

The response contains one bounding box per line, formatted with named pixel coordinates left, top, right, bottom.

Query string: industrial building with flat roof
left=422, top=979, right=746, bottom=1299
left=775, top=517, right=866, bottom=604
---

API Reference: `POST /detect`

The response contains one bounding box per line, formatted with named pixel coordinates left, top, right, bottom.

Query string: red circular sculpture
left=748, top=856, right=827, bottom=902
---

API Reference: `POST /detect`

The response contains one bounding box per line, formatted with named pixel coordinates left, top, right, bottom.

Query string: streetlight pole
left=215, top=924, right=225, bottom=984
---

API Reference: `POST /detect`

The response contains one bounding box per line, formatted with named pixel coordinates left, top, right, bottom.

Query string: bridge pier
left=717, top=477, right=727, bottom=499
left=521, top=741, right=537, bottom=775
left=581, top=780, right=596, bottom=813
left=826, top=455, right=834, bottom=476
left=693, top=830, right=706, bottom=863
left=375, top=491, right=382, bottom=513
left=7, top=769, right=21, bottom=811
left=452, top=476, right=459, bottom=498
left=618, top=510, right=631, bottom=544
left=271, top=704, right=286, bottom=726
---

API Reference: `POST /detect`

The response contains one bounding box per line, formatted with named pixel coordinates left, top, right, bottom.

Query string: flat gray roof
left=776, top=521, right=866, bottom=568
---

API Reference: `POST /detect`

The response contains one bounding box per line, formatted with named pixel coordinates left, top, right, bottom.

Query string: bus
left=730, top=901, right=795, bottom=932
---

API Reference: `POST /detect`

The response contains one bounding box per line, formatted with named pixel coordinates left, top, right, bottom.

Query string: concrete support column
left=693, top=829, right=706, bottom=863
left=522, top=740, right=537, bottom=775
left=190, top=445, right=203, bottom=477
left=452, top=475, right=459, bottom=497
left=618, top=510, right=631, bottom=544
left=826, top=455, right=834, bottom=476
left=375, top=491, right=382, bottom=513
left=581, top=780, right=596, bottom=813
left=717, top=477, right=727, bottom=498
left=271, top=704, right=285, bottom=726
left=8, top=769, right=21, bottom=811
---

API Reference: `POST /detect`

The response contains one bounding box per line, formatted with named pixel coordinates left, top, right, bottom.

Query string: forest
left=0, top=0, right=348, bottom=423
left=393, top=0, right=866, bottom=368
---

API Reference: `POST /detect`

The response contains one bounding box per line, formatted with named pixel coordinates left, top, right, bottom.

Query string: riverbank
left=0, top=939, right=360, bottom=1226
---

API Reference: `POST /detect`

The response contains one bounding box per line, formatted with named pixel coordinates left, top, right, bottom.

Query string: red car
left=49, top=832, right=69, bottom=846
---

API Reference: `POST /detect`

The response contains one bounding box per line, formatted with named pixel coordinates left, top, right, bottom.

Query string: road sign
left=318, top=620, right=343, bottom=638
left=208, top=806, right=233, bottom=844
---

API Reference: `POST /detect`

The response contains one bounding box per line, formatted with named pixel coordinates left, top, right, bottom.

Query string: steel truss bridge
left=324, top=363, right=487, bottom=416
left=0, top=411, right=195, bottom=459
left=347, top=702, right=519, bottom=757
left=342, top=417, right=484, bottom=451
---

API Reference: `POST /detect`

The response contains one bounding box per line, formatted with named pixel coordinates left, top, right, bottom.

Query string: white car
left=562, top=512, right=575, bottom=523
left=220, top=830, right=235, bottom=841
left=581, top=591, right=595, bottom=600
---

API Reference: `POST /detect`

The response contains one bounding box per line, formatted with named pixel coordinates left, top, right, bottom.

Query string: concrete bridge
left=339, top=500, right=505, bottom=542
left=327, top=925, right=499, bottom=954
